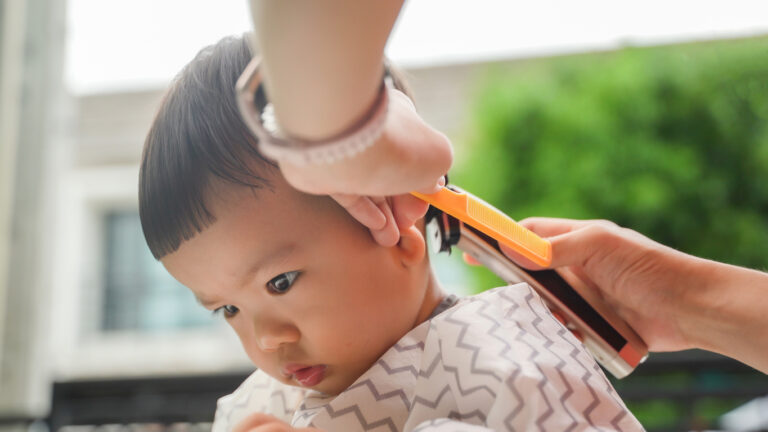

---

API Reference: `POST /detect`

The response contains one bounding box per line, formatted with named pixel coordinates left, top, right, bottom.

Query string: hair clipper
left=413, top=185, right=648, bottom=378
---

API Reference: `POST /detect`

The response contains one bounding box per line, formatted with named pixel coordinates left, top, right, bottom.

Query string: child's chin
left=303, top=375, right=351, bottom=397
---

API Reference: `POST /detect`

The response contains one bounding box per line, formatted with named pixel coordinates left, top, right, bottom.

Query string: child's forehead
left=204, top=171, right=281, bottom=210
left=168, top=175, right=364, bottom=288
left=205, top=173, right=342, bottom=228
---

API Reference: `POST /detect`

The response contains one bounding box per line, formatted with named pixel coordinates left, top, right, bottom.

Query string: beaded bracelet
left=235, top=57, right=390, bottom=166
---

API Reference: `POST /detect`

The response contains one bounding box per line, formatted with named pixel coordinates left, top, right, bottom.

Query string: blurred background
left=1, top=0, right=768, bottom=431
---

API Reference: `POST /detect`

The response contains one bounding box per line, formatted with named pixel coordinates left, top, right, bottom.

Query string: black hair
left=139, top=34, right=415, bottom=260
left=139, top=35, right=276, bottom=259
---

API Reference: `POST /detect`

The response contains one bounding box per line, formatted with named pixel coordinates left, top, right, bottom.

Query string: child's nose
left=255, top=322, right=300, bottom=352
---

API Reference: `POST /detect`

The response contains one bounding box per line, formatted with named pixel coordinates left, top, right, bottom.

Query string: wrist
left=236, top=57, right=393, bottom=166
left=683, top=257, right=768, bottom=371
left=674, top=256, right=728, bottom=351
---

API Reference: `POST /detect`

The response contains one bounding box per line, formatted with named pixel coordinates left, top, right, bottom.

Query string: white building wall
left=0, top=0, right=68, bottom=421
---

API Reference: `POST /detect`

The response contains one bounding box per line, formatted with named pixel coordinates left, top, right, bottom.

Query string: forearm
left=249, top=0, right=404, bottom=140
left=686, top=258, right=768, bottom=373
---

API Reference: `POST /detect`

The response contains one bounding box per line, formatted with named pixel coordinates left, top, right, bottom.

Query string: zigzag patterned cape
left=212, top=284, right=645, bottom=431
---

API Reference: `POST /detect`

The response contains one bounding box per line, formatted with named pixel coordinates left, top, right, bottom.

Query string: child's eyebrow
left=195, top=295, right=217, bottom=308
left=240, top=243, right=298, bottom=286
left=193, top=243, right=298, bottom=308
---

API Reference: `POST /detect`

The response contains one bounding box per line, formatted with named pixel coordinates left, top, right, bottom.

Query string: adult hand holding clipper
left=491, top=217, right=768, bottom=374
left=416, top=186, right=648, bottom=377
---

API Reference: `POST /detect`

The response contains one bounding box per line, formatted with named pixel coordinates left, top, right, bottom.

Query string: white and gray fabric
left=212, top=284, right=644, bottom=431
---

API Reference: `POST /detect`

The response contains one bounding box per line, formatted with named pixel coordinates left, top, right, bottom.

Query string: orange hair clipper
left=413, top=185, right=648, bottom=378
left=411, top=186, right=552, bottom=267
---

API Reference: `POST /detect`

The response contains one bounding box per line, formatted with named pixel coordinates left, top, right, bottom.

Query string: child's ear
left=396, top=225, right=427, bottom=268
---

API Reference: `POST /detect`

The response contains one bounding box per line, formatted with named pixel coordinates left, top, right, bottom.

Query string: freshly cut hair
left=139, top=34, right=414, bottom=260
left=139, top=35, right=276, bottom=260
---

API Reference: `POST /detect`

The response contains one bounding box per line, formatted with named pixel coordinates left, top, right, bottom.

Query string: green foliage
left=623, top=399, right=684, bottom=430
left=455, top=37, right=768, bottom=291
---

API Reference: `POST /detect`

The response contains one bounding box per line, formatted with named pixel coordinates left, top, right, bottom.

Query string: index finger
left=331, top=194, right=386, bottom=230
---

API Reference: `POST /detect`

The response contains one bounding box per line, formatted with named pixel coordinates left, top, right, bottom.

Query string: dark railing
left=612, top=350, right=768, bottom=432
left=46, top=372, right=251, bottom=432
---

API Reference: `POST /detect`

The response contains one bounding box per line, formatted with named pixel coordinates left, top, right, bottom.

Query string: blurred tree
left=455, top=37, right=768, bottom=292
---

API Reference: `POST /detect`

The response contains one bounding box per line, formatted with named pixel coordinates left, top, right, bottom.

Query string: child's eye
left=266, top=271, right=301, bottom=295
left=213, top=304, right=240, bottom=319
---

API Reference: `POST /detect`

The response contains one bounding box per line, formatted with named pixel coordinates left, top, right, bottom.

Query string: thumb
left=546, top=223, right=620, bottom=269
left=499, top=222, right=618, bottom=270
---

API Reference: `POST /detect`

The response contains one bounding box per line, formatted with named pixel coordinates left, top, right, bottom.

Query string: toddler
left=139, top=35, right=644, bottom=432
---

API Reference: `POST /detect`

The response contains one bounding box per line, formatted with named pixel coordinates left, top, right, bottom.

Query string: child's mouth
left=282, top=364, right=327, bottom=387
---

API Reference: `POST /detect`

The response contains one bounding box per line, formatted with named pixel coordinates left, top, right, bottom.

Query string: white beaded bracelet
left=235, top=57, right=390, bottom=166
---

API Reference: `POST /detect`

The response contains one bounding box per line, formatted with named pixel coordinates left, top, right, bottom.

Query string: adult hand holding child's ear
left=250, top=1, right=452, bottom=246
left=277, top=89, right=453, bottom=246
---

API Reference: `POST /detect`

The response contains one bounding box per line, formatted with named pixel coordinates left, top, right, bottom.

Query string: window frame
left=50, top=165, right=252, bottom=380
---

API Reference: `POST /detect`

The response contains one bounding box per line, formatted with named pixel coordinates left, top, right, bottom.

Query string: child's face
left=162, top=172, right=438, bottom=395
